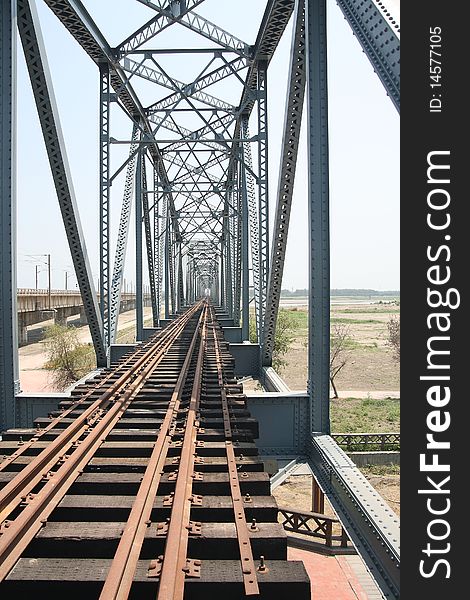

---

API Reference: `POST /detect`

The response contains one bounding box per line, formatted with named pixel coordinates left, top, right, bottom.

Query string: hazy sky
left=16, top=0, right=399, bottom=291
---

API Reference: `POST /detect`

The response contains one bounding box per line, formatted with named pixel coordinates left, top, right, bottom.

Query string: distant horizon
left=282, top=288, right=400, bottom=295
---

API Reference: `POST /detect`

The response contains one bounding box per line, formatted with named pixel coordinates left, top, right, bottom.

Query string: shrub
left=44, top=324, right=94, bottom=390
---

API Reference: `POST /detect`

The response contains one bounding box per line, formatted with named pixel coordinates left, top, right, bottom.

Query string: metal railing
left=332, top=433, right=400, bottom=451
left=17, top=289, right=140, bottom=297
left=278, top=506, right=350, bottom=548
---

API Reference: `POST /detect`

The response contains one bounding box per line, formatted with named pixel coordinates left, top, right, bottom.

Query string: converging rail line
left=0, top=301, right=309, bottom=599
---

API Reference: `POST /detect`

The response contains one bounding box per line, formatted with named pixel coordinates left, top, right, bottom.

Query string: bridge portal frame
left=1, top=1, right=400, bottom=596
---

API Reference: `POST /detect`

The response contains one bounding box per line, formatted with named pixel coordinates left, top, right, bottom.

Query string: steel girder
left=141, top=157, right=159, bottom=326
left=43, top=0, right=180, bottom=236
left=336, top=0, right=400, bottom=111
left=242, top=118, right=261, bottom=340
left=122, top=57, right=235, bottom=113
left=135, top=148, right=144, bottom=340
left=177, top=241, right=184, bottom=310
left=9, top=1, right=401, bottom=592
left=309, top=434, right=400, bottom=598
left=306, top=0, right=330, bottom=434
left=232, top=164, right=242, bottom=326
left=240, top=157, right=250, bottom=341
left=43, top=0, right=181, bottom=348
left=119, top=1, right=207, bottom=55
left=262, top=0, right=306, bottom=365
left=109, top=125, right=140, bottom=345
left=153, top=169, right=162, bottom=326
left=136, top=1, right=251, bottom=58
left=17, top=0, right=106, bottom=366
left=226, top=0, right=296, bottom=341
left=99, top=63, right=111, bottom=347
left=164, top=216, right=170, bottom=318
left=257, top=60, right=269, bottom=345
left=0, top=0, right=20, bottom=432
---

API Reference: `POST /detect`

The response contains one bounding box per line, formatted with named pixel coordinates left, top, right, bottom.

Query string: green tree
left=250, top=309, right=299, bottom=371
left=44, top=324, right=94, bottom=390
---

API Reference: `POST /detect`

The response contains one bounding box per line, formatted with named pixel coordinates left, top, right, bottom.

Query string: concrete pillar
left=79, top=306, right=87, bottom=325
left=18, top=318, right=28, bottom=346
left=54, top=309, right=67, bottom=326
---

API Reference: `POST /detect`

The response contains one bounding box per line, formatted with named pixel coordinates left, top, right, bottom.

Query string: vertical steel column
left=141, top=156, right=158, bottom=325
left=242, top=117, right=260, bottom=340
left=109, top=124, right=139, bottom=345
left=184, top=259, right=190, bottom=306
left=240, top=157, right=250, bottom=341
left=177, top=241, right=184, bottom=310
left=99, top=62, right=110, bottom=349
left=306, top=0, right=330, bottom=434
left=153, top=168, right=161, bottom=326
left=135, top=149, right=143, bottom=341
left=232, top=169, right=241, bottom=325
left=225, top=214, right=233, bottom=317
left=169, top=228, right=176, bottom=315
left=257, top=60, right=269, bottom=345
left=214, top=257, right=220, bottom=306
left=17, top=0, right=105, bottom=365
left=262, top=0, right=306, bottom=365
left=164, top=216, right=170, bottom=319
left=0, top=0, right=20, bottom=431
left=220, top=236, right=225, bottom=309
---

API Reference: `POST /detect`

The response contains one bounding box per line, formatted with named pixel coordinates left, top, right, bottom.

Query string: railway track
left=0, top=301, right=310, bottom=599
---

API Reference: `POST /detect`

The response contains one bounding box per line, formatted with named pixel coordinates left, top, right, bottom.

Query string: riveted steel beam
left=118, top=0, right=206, bottom=55
left=309, top=434, right=400, bottom=598
left=109, top=125, right=140, bottom=345
left=262, top=0, right=306, bottom=365
left=306, top=0, right=330, bottom=433
left=18, top=0, right=106, bottom=365
left=0, top=0, right=20, bottom=431
left=336, top=0, right=400, bottom=111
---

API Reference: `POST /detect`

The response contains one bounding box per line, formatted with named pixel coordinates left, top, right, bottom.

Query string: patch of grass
left=331, top=397, right=400, bottom=433
left=340, top=308, right=400, bottom=314
left=360, top=464, right=400, bottom=476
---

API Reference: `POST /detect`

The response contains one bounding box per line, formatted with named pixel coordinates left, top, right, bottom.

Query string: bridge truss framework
left=1, top=0, right=400, bottom=596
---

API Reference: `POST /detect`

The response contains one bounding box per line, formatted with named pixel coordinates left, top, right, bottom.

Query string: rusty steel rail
left=156, top=303, right=208, bottom=599
left=99, top=305, right=207, bottom=599
left=209, top=307, right=260, bottom=596
left=0, top=301, right=206, bottom=580
left=0, top=302, right=201, bottom=475
left=0, top=302, right=201, bottom=514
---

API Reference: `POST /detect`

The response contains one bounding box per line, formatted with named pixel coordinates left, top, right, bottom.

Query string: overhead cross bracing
left=38, top=0, right=298, bottom=352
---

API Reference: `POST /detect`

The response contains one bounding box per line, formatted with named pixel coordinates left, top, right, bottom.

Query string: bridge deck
left=0, top=302, right=310, bottom=599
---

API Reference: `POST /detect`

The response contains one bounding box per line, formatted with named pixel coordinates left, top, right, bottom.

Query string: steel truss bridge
left=0, top=0, right=400, bottom=597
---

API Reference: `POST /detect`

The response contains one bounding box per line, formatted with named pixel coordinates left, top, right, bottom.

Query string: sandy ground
left=19, top=307, right=153, bottom=393
left=273, top=473, right=400, bottom=520
left=276, top=301, right=400, bottom=393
